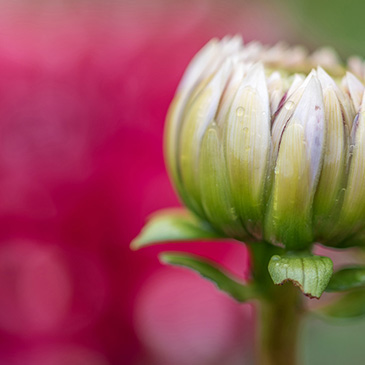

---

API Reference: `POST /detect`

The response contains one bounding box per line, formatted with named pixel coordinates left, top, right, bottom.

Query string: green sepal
left=318, top=289, right=365, bottom=319
left=130, top=208, right=222, bottom=250
left=326, top=267, right=365, bottom=292
left=160, top=252, right=257, bottom=302
left=268, top=253, right=333, bottom=299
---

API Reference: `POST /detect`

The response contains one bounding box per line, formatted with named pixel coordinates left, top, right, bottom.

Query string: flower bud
left=165, top=37, right=365, bottom=250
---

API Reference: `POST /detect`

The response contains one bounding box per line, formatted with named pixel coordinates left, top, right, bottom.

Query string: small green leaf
left=131, top=208, right=222, bottom=250
left=326, top=267, right=365, bottom=292
left=319, top=290, right=365, bottom=318
left=160, top=252, right=256, bottom=302
left=268, top=254, right=333, bottom=299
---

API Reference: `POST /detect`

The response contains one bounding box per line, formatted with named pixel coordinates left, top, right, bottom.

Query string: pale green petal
left=339, top=93, right=365, bottom=229
left=165, top=37, right=243, bottom=216
left=164, top=40, right=220, bottom=214
left=267, top=71, right=285, bottom=114
left=342, top=71, right=364, bottom=112
left=266, top=76, right=325, bottom=249
left=199, top=125, right=249, bottom=239
left=271, top=71, right=315, bottom=162
left=265, top=123, right=313, bottom=248
left=314, top=88, right=346, bottom=222
left=179, top=60, right=232, bottom=214
left=225, top=63, right=270, bottom=236
left=215, top=62, right=246, bottom=125
left=317, top=66, right=355, bottom=131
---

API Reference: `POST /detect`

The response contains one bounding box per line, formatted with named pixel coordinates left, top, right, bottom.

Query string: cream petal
left=318, top=66, right=355, bottom=132
left=267, top=71, right=285, bottom=114
left=199, top=125, right=249, bottom=239
left=179, top=59, right=233, bottom=211
left=340, top=91, right=365, bottom=228
left=225, top=63, right=270, bottom=234
left=342, top=71, right=364, bottom=112
left=314, top=87, right=346, bottom=219
left=265, top=75, right=325, bottom=249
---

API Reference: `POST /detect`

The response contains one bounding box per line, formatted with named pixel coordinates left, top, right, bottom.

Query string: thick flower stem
left=257, top=283, right=303, bottom=365
left=247, top=242, right=304, bottom=365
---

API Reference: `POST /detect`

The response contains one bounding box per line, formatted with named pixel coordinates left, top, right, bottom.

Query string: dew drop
left=285, top=101, right=295, bottom=111
left=236, top=107, right=245, bottom=116
left=230, top=207, right=238, bottom=219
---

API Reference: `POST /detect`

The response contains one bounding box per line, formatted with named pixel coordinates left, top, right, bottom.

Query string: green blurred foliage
left=275, top=0, right=365, bottom=57
left=302, top=316, right=365, bottom=365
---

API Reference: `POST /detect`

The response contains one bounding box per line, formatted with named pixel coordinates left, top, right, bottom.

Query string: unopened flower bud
left=165, top=36, right=365, bottom=250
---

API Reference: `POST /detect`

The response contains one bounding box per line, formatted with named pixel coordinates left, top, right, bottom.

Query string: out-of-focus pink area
left=0, top=1, right=292, bottom=364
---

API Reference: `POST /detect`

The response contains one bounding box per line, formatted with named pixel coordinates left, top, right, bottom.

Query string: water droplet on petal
left=236, top=107, right=244, bottom=116
left=230, top=207, right=238, bottom=219
left=285, top=101, right=295, bottom=111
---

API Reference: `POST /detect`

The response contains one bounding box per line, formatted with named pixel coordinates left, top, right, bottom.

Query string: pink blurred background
left=0, top=1, right=326, bottom=364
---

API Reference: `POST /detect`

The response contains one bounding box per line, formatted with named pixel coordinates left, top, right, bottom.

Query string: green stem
left=257, top=283, right=303, bottom=365
left=247, top=242, right=304, bottom=365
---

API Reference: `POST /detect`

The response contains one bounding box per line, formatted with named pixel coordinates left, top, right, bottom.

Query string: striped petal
left=271, top=71, right=315, bottom=162
left=339, top=92, right=365, bottom=229
left=164, top=39, right=221, bottom=213
left=317, top=66, right=355, bottom=131
left=314, top=87, right=346, bottom=222
left=267, top=71, right=285, bottom=114
left=225, top=63, right=270, bottom=236
left=179, top=60, right=232, bottom=214
left=265, top=76, right=325, bottom=249
left=198, top=125, right=249, bottom=239
left=342, top=71, right=364, bottom=112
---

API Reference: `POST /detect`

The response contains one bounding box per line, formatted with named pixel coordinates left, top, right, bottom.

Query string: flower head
left=165, top=36, right=365, bottom=250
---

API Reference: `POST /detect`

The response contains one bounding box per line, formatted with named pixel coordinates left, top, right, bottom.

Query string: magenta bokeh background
left=0, top=1, right=293, bottom=364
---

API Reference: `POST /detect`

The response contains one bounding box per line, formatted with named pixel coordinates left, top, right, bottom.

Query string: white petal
left=314, top=87, right=346, bottom=218
left=271, top=71, right=316, bottom=161
left=286, top=73, right=306, bottom=98
left=318, top=66, right=355, bottom=130
left=340, top=92, right=365, bottom=226
left=179, top=59, right=233, bottom=204
left=290, top=75, right=325, bottom=187
left=177, top=39, right=220, bottom=93
left=267, top=71, right=285, bottom=114
left=342, top=72, right=364, bottom=112
left=216, top=61, right=246, bottom=125
left=224, top=62, right=270, bottom=229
